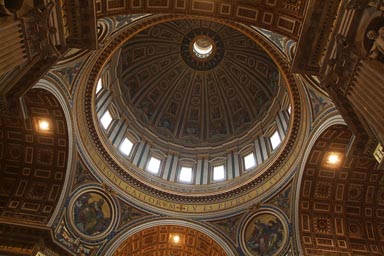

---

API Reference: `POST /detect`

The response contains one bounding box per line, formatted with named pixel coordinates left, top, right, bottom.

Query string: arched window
left=270, top=130, right=281, bottom=150
left=147, top=156, right=161, bottom=174
left=96, top=78, right=103, bottom=94
left=244, top=152, right=256, bottom=170
left=119, top=138, right=134, bottom=156
left=179, top=166, right=193, bottom=183
left=100, top=110, right=113, bottom=129
left=213, top=165, right=225, bottom=181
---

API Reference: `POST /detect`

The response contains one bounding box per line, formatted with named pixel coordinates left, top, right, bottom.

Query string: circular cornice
left=74, top=14, right=308, bottom=217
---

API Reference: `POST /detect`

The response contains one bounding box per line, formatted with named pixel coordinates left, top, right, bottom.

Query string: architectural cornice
left=73, top=14, right=309, bottom=217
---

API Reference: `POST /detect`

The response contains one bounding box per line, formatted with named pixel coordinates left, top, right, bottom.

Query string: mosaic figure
left=245, top=213, right=286, bottom=256
left=73, top=192, right=112, bottom=236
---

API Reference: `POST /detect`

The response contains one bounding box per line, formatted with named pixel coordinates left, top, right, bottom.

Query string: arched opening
left=105, top=219, right=236, bottom=256
left=0, top=88, right=69, bottom=254
left=298, top=125, right=383, bottom=255
left=113, top=225, right=227, bottom=255
left=3, top=0, right=23, bottom=12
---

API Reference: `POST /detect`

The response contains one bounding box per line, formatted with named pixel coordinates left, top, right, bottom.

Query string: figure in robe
left=367, top=26, right=384, bottom=61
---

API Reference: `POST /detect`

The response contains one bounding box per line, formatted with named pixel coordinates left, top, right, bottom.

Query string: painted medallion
left=243, top=212, right=287, bottom=256
left=73, top=192, right=112, bottom=236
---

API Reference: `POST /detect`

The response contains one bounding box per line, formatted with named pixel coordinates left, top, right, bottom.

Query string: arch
left=0, top=0, right=23, bottom=15
left=102, top=218, right=237, bottom=255
left=293, top=114, right=346, bottom=254
left=295, top=118, right=384, bottom=255
left=33, top=78, right=76, bottom=227
left=3, top=0, right=23, bottom=11
left=0, top=87, right=70, bottom=227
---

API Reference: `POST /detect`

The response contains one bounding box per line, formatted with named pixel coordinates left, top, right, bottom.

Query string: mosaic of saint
left=73, top=192, right=112, bottom=236
left=244, top=213, right=286, bottom=256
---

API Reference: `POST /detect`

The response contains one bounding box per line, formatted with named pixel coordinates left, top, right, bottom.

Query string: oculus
left=181, top=28, right=224, bottom=71
left=192, top=36, right=214, bottom=58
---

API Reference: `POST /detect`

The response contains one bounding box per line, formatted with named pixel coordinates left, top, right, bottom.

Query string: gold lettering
left=105, top=169, right=112, bottom=178
left=93, top=156, right=292, bottom=213
left=204, top=205, right=213, bottom=211
left=112, top=175, right=121, bottom=186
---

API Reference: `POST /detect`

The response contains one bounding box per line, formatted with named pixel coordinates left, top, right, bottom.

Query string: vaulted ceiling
left=116, top=19, right=279, bottom=147
left=113, top=225, right=227, bottom=256
left=95, top=0, right=308, bottom=40
left=0, top=89, right=69, bottom=226
left=299, top=125, right=384, bottom=255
